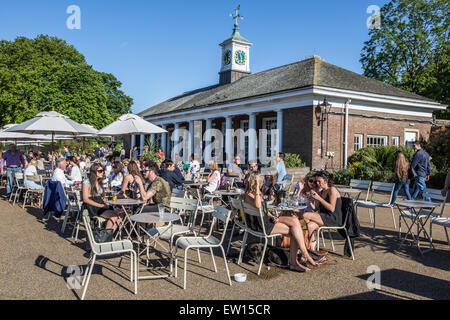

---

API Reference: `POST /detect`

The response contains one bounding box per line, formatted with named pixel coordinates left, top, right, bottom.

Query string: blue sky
left=0, top=0, right=389, bottom=114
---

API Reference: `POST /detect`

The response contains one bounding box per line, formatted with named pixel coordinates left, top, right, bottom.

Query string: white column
left=139, top=134, right=145, bottom=155
left=277, top=110, right=283, bottom=153
left=150, top=133, right=155, bottom=145
left=204, top=118, right=212, bottom=164
left=161, top=124, right=167, bottom=155
left=172, top=123, right=179, bottom=160
left=189, top=120, right=194, bottom=158
left=131, top=135, right=136, bottom=148
left=225, top=116, right=233, bottom=165
left=248, top=113, right=257, bottom=162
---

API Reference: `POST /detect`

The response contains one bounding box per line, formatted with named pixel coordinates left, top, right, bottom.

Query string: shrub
left=284, top=153, right=306, bottom=168
left=333, top=168, right=354, bottom=186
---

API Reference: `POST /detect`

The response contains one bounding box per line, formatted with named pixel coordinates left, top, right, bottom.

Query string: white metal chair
left=147, top=197, right=201, bottom=258
left=316, top=197, right=355, bottom=260
left=226, top=197, right=247, bottom=255
left=10, top=172, right=26, bottom=206
left=238, top=202, right=283, bottom=275
left=81, top=210, right=137, bottom=300
left=22, top=175, right=44, bottom=209
left=171, top=188, right=185, bottom=198
left=60, top=188, right=83, bottom=237
left=174, top=205, right=232, bottom=290
left=355, top=181, right=396, bottom=237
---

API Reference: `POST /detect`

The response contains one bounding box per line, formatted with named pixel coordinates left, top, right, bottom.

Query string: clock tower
left=219, top=21, right=252, bottom=85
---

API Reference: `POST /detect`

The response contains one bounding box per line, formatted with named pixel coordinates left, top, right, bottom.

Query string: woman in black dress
left=303, top=171, right=342, bottom=251
left=244, top=172, right=317, bottom=272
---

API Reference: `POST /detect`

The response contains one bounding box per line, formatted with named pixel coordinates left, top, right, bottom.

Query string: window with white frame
left=367, top=135, right=388, bottom=147
left=263, top=117, right=277, bottom=158
left=392, top=136, right=400, bottom=147
left=354, top=134, right=363, bottom=152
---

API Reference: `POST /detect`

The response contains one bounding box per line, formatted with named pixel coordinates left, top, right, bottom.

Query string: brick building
left=136, top=23, right=445, bottom=169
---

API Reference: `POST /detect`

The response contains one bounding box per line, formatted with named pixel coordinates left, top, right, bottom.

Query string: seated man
left=160, top=159, right=185, bottom=190
left=135, top=161, right=172, bottom=210
left=227, top=155, right=243, bottom=178
left=51, top=158, right=74, bottom=188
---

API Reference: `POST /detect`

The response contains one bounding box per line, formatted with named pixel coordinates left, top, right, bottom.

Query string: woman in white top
left=67, top=156, right=82, bottom=182
left=201, top=160, right=221, bottom=194
left=24, top=160, right=44, bottom=190
left=110, top=161, right=124, bottom=190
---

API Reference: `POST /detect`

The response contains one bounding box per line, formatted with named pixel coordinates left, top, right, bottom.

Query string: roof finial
left=229, top=5, right=244, bottom=26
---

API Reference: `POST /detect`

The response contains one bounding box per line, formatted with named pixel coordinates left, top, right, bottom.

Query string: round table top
left=338, top=188, right=362, bottom=194
left=267, top=204, right=307, bottom=211
left=213, top=190, right=244, bottom=196
left=108, top=198, right=144, bottom=206
left=183, top=181, right=208, bottom=186
left=395, top=200, right=440, bottom=208
left=130, top=212, right=180, bottom=224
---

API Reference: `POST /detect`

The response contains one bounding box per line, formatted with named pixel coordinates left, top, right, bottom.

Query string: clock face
left=234, top=50, right=246, bottom=65
left=223, top=50, right=231, bottom=66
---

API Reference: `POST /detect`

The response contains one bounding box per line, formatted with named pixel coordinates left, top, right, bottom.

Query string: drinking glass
left=158, top=204, right=165, bottom=218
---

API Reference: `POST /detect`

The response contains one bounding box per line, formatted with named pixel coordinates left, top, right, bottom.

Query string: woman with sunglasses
left=303, top=171, right=342, bottom=251
left=82, top=163, right=122, bottom=232
left=298, top=172, right=318, bottom=213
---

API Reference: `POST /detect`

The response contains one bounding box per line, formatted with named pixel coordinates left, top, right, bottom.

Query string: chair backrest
left=370, top=181, right=396, bottom=203
left=24, top=175, right=43, bottom=188
left=222, top=177, right=235, bottom=188
left=171, top=188, right=185, bottom=198
left=350, top=179, right=371, bottom=200
left=82, top=210, right=100, bottom=253
left=241, top=201, right=270, bottom=237
left=14, top=172, right=24, bottom=187
left=423, top=188, right=448, bottom=217
left=230, top=197, right=244, bottom=222
left=169, top=196, right=199, bottom=227
left=207, top=206, right=232, bottom=245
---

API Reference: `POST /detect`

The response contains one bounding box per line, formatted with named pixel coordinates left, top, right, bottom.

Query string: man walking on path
left=410, top=141, right=431, bottom=201
left=0, top=144, right=25, bottom=199
left=276, top=152, right=287, bottom=183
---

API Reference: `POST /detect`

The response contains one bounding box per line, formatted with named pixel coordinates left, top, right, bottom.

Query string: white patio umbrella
left=0, top=124, right=52, bottom=143
left=97, top=113, right=166, bottom=159
left=5, top=111, right=96, bottom=170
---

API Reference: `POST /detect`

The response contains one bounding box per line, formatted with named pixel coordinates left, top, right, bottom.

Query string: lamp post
left=315, top=98, right=332, bottom=159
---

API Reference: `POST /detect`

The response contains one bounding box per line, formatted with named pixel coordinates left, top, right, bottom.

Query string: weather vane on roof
left=230, top=5, right=244, bottom=26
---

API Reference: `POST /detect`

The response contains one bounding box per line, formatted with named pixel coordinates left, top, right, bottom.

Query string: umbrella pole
left=129, top=134, right=132, bottom=160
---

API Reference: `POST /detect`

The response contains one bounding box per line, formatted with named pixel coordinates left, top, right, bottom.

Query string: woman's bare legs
left=271, top=216, right=317, bottom=266
left=101, top=210, right=122, bottom=232
left=303, top=212, right=325, bottom=250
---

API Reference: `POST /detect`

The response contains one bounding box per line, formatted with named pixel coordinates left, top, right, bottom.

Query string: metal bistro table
left=183, top=181, right=208, bottom=188
left=108, top=198, right=144, bottom=241
left=130, top=211, right=180, bottom=279
left=337, top=188, right=362, bottom=203
left=267, top=203, right=307, bottom=217
left=396, top=200, right=440, bottom=255
left=212, top=189, right=244, bottom=208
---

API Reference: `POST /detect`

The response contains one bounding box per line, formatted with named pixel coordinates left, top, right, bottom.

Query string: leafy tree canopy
left=361, top=0, right=449, bottom=119
left=0, top=35, right=133, bottom=129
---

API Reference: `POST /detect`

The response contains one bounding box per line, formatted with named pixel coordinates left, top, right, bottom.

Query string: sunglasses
left=143, top=169, right=150, bottom=173
left=97, top=169, right=104, bottom=173
left=308, top=179, right=315, bottom=183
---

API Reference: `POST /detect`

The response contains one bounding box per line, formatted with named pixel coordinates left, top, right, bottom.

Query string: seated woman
left=199, top=160, right=221, bottom=195
left=244, top=172, right=317, bottom=272
left=121, top=161, right=144, bottom=199
left=24, top=160, right=44, bottom=190
left=297, top=172, right=318, bottom=213
left=82, top=163, right=122, bottom=232
left=110, top=161, right=124, bottom=191
left=67, top=156, right=82, bottom=183
left=303, top=171, right=342, bottom=251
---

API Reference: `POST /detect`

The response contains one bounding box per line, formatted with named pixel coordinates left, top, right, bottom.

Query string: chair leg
left=390, top=207, right=397, bottom=229
left=226, top=223, right=235, bottom=256
left=372, top=208, right=376, bottom=238
left=238, top=231, right=248, bottom=265
left=444, top=227, right=449, bottom=246
left=81, top=254, right=96, bottom=300
left=22, top=191, right=28, bottom=209
left=316, top=229, right=321, bottom=251
left=328, top=230, right=335, bottom=251
left=220, top=245, right=232, bottom=286
left=368, top=208, right=373, bottom=225
left=257, top=238, right=268, bottom=276
left=210, top=248, right=217, bottom=272
left=183, top=249, right=188, bottom=290
left=61, top=209, right=70, bottom=233
left=345, top=230, right=355, bottom=260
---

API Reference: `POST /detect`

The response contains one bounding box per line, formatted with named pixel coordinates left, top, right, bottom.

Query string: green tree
left=361, top=0, right=449, bottom=118
left=0, top=35, right=133, bottom=128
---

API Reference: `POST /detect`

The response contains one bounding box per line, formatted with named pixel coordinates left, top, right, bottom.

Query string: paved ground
left=0, top=188, right=449, bottom=300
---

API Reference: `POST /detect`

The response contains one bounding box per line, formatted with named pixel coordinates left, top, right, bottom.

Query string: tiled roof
left=139, top=57, right=436, bottom=118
